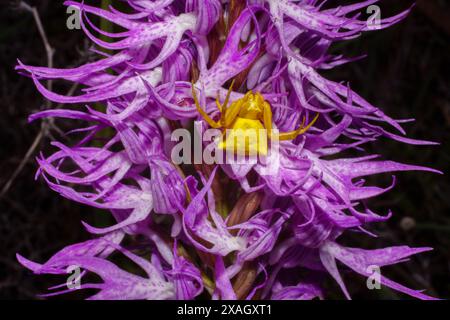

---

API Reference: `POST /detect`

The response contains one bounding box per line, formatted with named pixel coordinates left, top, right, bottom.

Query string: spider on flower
left=192, top=81, right=319, bottom=155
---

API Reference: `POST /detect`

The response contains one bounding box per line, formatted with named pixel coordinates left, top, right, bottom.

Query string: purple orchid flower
left=17, top=0, right=442, bottom=300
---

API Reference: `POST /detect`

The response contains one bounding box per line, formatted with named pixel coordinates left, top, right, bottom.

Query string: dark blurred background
left=0, top=0, right=448, bottom=299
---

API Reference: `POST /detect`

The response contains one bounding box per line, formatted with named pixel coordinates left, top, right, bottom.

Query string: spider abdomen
left=218, top=117, right=268, bottom=156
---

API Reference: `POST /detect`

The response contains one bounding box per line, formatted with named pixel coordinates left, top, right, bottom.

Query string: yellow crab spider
left=191, top=81, right=319, bottom=156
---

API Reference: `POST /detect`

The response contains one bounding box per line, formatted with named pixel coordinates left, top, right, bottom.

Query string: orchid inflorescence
left=16, top=0, right=441, bottom=300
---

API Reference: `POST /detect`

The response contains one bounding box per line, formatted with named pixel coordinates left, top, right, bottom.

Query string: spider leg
left=215, top=93, right=222, bottom=113
left=277, top=113, right=320, bottom=141
left=223, top=99, right=243, bottom=127
left=223, top=80, right=235, bottom=110
left=263, top=101, right=274, bottom=135
left=220, top=79, right=235, bottom=124
left=191, top=82, right=222, bottom=129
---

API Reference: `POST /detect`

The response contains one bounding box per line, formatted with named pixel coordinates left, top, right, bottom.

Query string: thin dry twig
left=0, top=81, right=79, bottom=198
left=0, top=2, right=55, bottom=198
left=19, top=1, right=55, bottom=99
left=0, top=128, right=44, bottom=198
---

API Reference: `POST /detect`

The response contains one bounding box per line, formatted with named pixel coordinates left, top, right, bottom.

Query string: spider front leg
left=215, top=93, right=223, bottom=113
left=278, top=113, right=320, bottom=140
left=191, top=82, right=222, bottom=129
left=219, top=80, right=236, bottom=125
left=263, top=102, right=319, bottom=141
left=222, top=99, right=243, bottom=127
